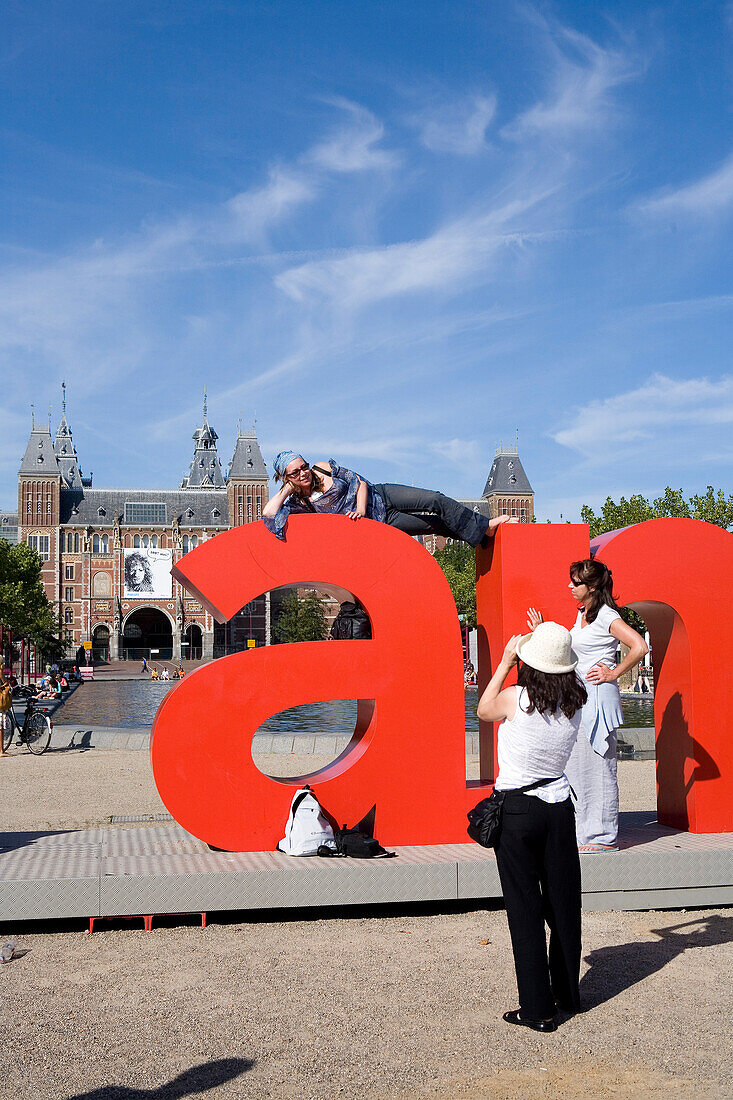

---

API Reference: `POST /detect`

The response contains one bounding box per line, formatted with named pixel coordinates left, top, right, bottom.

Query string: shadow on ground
left=64, top=1057, right=255, bottom=1099
left=580, top=913, right=733, bottom=1010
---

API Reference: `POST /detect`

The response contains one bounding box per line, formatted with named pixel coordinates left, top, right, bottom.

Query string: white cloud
left=635, top=153, right=733, bottom=219
left=552, top=374, right=733, bottom=465
left=503, top=23, right=636, bottom=140
left=225, top=169, right=316, bottom=242
left=431, top=438, right=482, bottom=468
left=414, top=95, right=496, bottom=155
left=305, top=99, right=399, bottom=173
left=275, top=191, right=555, bottom=309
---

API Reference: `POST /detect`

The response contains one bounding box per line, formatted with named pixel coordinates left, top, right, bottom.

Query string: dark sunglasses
left=286, top=464, right=310, bottom=479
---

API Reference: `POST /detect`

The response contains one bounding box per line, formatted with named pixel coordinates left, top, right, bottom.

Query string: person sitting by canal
left=263, top=453, right=517, bottom=545
left=37, top=673, right=62, bottom=700
left=150, top=666, right=160, bottom=680
left=477, top=623, right=587, bottom=1032
left=527, top=559, right=648, bottom=853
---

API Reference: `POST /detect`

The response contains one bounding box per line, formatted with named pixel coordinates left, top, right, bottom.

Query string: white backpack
left=277, top=787, right=337, bottom=856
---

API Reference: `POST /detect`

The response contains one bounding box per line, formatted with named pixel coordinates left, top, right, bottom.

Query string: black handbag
left=467, top=777, right=561, bottom=848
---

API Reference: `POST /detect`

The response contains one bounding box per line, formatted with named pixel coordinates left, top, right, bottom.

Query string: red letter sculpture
left=154, top=515, right=732, bottom=848
left=593, top=518, right=733, bottom=833
left=476, top=519, right=733, bottom=834
left=151, top=515, right=492, bottom=851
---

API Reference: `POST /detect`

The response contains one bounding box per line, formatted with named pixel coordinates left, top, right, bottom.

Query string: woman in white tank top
left=528, top=558, right=648, bottom=851
left=477, top=622, right=586, bottom=1033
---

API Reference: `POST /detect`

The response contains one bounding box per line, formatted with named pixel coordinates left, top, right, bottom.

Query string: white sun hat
left=516, top=621, right=578, bottom=674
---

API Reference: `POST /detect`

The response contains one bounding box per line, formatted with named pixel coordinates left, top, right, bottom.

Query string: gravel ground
left=0, top=748, right=657, bottom=830
left=0, top=904, right=730, bottom=1099
left=1, top=751, right=730, bottom=1099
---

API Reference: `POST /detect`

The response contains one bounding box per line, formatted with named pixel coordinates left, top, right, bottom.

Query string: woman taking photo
left=528, top=559, right=648, bottom=852
left=478, top=622, right=587, bottom=1032
left=263, top=452, right=516, bottom=545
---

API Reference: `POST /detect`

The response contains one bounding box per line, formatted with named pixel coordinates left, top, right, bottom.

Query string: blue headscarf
left=273, top=451, right=305, bottom=478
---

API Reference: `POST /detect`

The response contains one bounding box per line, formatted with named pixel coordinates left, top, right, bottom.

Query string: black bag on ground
left=334, top=825, right=395, bottom=859
left=467, top=777, right=561, bottom=849
left=330, top=602, right=372, bottom=640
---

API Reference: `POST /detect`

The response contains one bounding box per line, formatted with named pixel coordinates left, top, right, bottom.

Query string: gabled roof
left=20, top=426, right=60, bottom=476
left=228, top=427, right=268, bottom=481
left=483, top=448, right=533, bottom=497
left=59, top=488, right=230, bottom=528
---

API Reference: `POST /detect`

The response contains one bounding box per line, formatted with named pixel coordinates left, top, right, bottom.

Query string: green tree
left=272, top=590, right=328, bottom=643
left=0, top=541, right=57, bottom=649
left=581, top=486, right=733, bottom=539
left=434, top=542, right=476, bottom=628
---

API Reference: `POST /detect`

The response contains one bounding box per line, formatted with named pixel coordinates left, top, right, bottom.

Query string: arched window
left=67, top=533, right=72, bottom=552
left=151, top=535, right=158, bottom=548
left=182, top=535, right=189, bottom=553
left=74, top=532, right=79, bottom=553
left=92, top=535, right=100, bottom=553
left=142, top=534, right=149, bottom=548
left=133, top=535, right=141, bottom=548
left=101, top=535, right=109, bottom=553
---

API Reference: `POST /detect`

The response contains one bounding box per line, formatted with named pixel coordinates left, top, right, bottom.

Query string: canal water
left=55, top=679, right=655, bottom=733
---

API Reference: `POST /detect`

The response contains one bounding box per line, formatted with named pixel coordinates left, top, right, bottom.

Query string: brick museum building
left=2, top=391, right=533, bottom=664
left=8, top=392, right=269, bottom=663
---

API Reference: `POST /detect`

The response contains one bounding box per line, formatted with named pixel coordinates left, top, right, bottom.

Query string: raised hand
left=527, top=607, right=543, bottom=631
left=501, top=634, right=522, bottom=667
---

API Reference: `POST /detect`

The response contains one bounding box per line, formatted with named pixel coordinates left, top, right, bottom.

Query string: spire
left=20, top=420, right=59, bottom=476
left=482, top=442, right=533, bottom=498
left=181, top=397, right=225, bottom=489
left=227, top=421, right=268, bottom=481
left=53, top=382, right=85, bottom=489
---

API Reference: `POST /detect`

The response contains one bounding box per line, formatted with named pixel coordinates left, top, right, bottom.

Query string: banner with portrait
left=123, top=548, right=173, bottom=599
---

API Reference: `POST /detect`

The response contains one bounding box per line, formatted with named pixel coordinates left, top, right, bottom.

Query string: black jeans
left=495, top=794, right=582, bottom=1019
left=374, top=483, right=490, bottom=547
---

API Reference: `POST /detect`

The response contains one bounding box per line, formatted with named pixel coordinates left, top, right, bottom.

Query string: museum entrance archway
left=184, top=623, right=203, bottom=660
left=92, top=624, right=110, bottom=664
left=122, top=608, right=173, bottom=660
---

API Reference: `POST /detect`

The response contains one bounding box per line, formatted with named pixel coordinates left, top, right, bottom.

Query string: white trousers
left=564, top=727, right=619, bottom=847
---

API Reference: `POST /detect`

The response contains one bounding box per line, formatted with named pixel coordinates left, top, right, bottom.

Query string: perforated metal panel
left=1, top=814, right=731, bottom=923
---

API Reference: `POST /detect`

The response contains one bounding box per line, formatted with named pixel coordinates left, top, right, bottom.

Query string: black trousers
left=495, top=794, right=582, bottom=1020
left=374, top=483, right=490, bottom=547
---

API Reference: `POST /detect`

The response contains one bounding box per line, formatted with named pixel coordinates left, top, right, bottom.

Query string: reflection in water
left=53, top=680, right=655, bottom=733
left=54, top=680, right=175, bottom=727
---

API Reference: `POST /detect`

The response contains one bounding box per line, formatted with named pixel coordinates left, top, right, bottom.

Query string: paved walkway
left=47, top=723, right=655, bottom=754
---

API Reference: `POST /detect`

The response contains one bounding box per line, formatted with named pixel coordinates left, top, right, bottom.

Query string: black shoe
left=503, top=1009, right=557, bottom=1033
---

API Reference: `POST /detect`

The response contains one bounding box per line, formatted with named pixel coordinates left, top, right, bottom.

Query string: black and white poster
left=123, top=548, right=173, bottom=598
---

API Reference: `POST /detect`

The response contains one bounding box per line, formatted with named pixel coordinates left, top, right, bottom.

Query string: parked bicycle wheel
left=1, top=715, right=13, bottom=752
left=25, top=711, right=51, bottom=755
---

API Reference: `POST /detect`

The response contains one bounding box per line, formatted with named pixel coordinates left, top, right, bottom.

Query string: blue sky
left=2, top=0, right=732, bottom=520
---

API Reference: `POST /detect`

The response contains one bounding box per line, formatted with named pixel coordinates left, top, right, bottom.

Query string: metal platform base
left=1, top=812, right=731, bottom=924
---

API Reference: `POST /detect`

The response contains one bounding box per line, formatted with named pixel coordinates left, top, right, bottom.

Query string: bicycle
left=2, top=695, right=53, bottom=755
